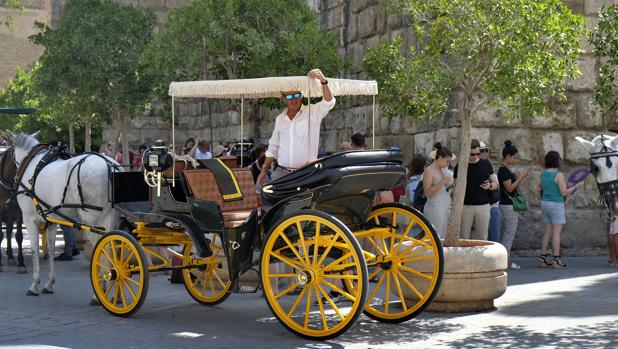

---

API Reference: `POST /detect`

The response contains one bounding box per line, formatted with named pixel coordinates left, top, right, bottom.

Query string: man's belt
left=278, top=165, right=298, bottom=173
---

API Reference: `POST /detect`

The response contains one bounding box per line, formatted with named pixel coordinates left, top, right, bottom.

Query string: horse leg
left=16, top=215, right=27, bottom=274
left=24, top=219, right=41, bottom=296
left=6, top=219, right=17, bottom=266
left=42, top=224, right=57, bottom=294
left=0, top=221, right=3, bottom=272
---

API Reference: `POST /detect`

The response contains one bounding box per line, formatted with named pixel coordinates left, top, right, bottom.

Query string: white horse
left=7, top=131, right=120, bottom=295
left=575, top=134, right=618, bottom=184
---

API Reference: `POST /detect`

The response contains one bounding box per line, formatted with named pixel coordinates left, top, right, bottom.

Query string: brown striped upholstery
left=183, top=168, right=260, bottom=228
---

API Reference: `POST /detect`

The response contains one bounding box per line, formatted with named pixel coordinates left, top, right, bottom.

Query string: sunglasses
left=470, top=152, right=481, bottom=156
left=284, top=93, right=303, bottom=100
left=480, top=149, right=488, bottom=153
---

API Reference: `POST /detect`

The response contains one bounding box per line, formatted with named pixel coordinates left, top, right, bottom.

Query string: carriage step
left=237, top=285, right=259, bottom=294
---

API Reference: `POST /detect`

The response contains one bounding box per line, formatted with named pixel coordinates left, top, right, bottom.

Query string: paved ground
left=1, top=234, right=617, bottom=349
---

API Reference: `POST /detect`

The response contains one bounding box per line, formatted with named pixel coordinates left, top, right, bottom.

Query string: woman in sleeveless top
left=538, top=151, right=583, bottom=268
left=423, top=142, right=454, bottom=239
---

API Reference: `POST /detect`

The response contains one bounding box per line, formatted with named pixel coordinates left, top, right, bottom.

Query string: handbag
left=499, top=165, right=528, bottom=212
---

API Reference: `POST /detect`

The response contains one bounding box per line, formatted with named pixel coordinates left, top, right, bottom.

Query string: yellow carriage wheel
left=349, top=203, right=443, bottom=323
left=182, top=233, right=233, bottom=305
left=261, top=210, right=367, bottom=340
left=90, top=230, right=148, bottom=317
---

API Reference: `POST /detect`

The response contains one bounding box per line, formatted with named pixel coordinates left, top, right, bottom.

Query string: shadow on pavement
left=445, top=322, right=618, bottom=348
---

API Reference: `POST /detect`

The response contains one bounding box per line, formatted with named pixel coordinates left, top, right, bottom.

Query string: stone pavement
left=1, top=236, right=617, bottom=349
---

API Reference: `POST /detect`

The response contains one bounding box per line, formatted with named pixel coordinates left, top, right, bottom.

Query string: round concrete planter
left=431, top=239, right=507, bottom=312
left=395, top=239, right=507, bottom=312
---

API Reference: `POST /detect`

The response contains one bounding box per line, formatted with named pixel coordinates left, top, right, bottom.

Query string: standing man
left=480, top=141, right=501, bottom=242
left=258, top=68, right=334, bottom=185
left=454, top=139, right=499, bottom=240
left=190, top=139, right=213, bottom=160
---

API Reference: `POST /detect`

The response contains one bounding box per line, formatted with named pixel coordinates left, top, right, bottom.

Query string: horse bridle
left=589, top=135, right=618, bottom=219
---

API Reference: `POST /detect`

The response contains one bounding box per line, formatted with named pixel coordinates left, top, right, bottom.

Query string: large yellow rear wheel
left=261, top=210, right=367, bottom=340
left=182, top=233, right=232, bottom=305
left=350, top=203, right=443, bottom=323
left=90, top=231, right=148, bottom=317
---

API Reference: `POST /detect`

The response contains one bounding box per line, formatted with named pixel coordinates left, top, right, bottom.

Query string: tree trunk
left=84, top=119, right=92, bottom=152
left=444, top=99, right=472, bottom=247
left=110, top=113, right=121, bottom=160
left=121, top=113, right=129, bottom=166
left=68, top=123, right=75, bottom=153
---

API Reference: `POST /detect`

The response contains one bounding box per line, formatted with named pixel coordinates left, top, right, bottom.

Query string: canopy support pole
left=240, top=96, right=244, bottom=167
left=172, top=96, right=176, bottom=186
left=372, top=95, right=376, bottom=149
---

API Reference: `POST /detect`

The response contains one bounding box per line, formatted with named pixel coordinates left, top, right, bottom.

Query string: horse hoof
left=89, top=298, right=101, bottom=306
left=17, top=267, right=27, bottom=274
left=41, top=288, right=54, bottom=294
left=7, top=259, right=17, bottom=266
left=26, top=290, right=39, bottom=296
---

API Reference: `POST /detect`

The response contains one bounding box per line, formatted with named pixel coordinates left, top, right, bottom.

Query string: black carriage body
left=108, top=150, right=405, bottom=283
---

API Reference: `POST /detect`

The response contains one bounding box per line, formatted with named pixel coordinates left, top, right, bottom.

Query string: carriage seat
left=182, top=168, right=260, bottom=228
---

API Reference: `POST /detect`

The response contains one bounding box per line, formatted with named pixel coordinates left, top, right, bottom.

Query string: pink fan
left=567, top=167, right=590, bottom=188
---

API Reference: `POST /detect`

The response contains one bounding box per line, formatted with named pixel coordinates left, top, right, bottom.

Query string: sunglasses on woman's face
left=284, top=93, right=303, bottom=100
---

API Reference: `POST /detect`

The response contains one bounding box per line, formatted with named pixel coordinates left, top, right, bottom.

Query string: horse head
left=5, top=130, right=40, bottom=166
left=576, top=134, right=618, bottom=216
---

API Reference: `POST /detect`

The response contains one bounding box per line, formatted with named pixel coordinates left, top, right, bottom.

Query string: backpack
left=412, top=180, right=427, bottom=212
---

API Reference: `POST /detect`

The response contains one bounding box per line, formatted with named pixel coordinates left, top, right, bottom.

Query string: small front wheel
left=90, top=230, right=149, bottom=317
left=182, top=233, right=233, bottom=305
left=260, top=210, right=367, bottom=340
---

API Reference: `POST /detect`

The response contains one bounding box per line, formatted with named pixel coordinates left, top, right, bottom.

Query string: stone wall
left=0, top=0, right=52, bottom=88
left=3, top=0, right=618, bottom=255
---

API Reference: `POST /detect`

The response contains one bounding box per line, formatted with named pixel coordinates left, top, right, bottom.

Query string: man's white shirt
left=266, top=98, right=336, bottom=168
left=194, top=148, right=213, bottom=160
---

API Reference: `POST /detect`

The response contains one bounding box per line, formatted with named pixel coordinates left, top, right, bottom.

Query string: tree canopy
left=145, top=0, right=343, bottom=104
left=591, top=4, right=618, bottom=113
left=364, top=0, right=585, bottom=245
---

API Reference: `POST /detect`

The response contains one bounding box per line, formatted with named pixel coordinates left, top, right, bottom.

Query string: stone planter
left=394, top=239, right=507, bottom=312
left=429, top=239, right=508, bottom=312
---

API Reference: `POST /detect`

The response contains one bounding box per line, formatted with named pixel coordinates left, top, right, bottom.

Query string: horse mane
left=12, top=133, right=40, bottom=152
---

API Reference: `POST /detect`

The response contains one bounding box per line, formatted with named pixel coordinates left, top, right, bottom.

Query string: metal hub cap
left=103, top=268, right=119, bottom=281
left=295, top=271, right=311, bottom=285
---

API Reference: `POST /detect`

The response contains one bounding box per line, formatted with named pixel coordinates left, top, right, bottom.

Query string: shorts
left=540, top=201, right=566, bottom=225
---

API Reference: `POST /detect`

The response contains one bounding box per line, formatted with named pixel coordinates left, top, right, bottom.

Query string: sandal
left=552, top=255, right=567, bottom=269
left=538, top=254, right=551, bottom=268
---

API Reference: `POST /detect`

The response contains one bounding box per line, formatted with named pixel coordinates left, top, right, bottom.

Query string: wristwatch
left=321, top=79, right=328, bottom=85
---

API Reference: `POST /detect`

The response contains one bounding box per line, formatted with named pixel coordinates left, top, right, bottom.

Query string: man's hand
left=307, top=68, right=327, bottom=84
left=258, top=169, right=268, bottom=186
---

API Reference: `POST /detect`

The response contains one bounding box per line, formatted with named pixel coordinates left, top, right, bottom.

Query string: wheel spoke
left=365, top=237, right=386, bottom=256
left=95, top=262, right=110, bottom=271
left=110, top=241, right=118, bottom=263
left=274, top=283, right=300, bottom=300
left=123, top=276, right=137, bottom=300
left=318, top=284, right=344, bottom=321
left=212, top=269, right=227, bottom=289
left=277, top=231, right=307, bottom=268
left=209, top=273, right=216, bottom=295
left=315, top=286, right=328, bottom=330
left=295, top=222, right=311, bottom=266
left=201, top=272, right=209, bottom=294
left=287, top=286, right=308, bottom=317
left=384, top=272, right=391, bottom=314
left=312, top=222, right=320, bottom=268
left=322, top=273, right=359, bottom=280
left=393, top=221, right=415, bottom=254
left=101, top=248, right=114, bottom=266
left=321, top=280, right=356, bottom=302
left=392, top=271, right=408, bottom=312
left=389, top=213, right=397, bottom=251
left=321, top=262, right=358, bottom=273
left=399, top=264, right=433, bottom=280
left=268, top=273, right=297, bottom=278
left=270, top=251, right=304, bottom=270
left=315, top=232, right=341, bottom=267
left=123, top=250, right=135, bottom=266
left=367, top=271, right=386, bottom=306
left=103, top=281, right=116, bottom=299
left=193, top=269, right=206, bottom=287
left=303, top=285, right=313, bottom=329
left=124, top=275, right=140, bottom=287
left=112, top=282, right=120, bottom=305
left=396, top=269, right=424, bottom=299
left=321, top=252, right=352, bottom=272
left=368, top=267, right=381, bottom=281
left=118, top=280, right=128, bottom=308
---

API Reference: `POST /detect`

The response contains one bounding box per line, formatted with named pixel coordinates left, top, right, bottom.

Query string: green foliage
left=1, top=0, right=25, bottom=28
left=145, top=0, right=343, bottom=108
left=364, top=0, right=586, bottom=120
left=591, top=4, right=618, bottom=113
left=30, top=0, right=156, bottom=125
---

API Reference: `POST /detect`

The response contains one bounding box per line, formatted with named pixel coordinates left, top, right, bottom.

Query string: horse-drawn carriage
left=7, top=78, right=444, bottom=340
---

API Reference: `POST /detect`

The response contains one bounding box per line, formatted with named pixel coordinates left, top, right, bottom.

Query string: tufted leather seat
left=183, top=168, right=260, bottom=228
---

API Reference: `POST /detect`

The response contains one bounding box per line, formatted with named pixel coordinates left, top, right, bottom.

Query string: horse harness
left=590, top=135, right=618, bottom=222
left=13, top=144, right=112, bottom=224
